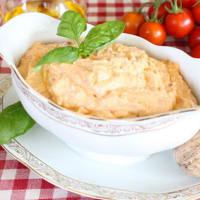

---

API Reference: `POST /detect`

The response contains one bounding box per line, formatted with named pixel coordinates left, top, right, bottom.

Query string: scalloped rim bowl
left=1, top=13, right=200, bottom=163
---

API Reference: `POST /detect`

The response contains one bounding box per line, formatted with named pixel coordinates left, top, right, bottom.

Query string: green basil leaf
left=57, top=10, right=87, bottom=45
left=35, top=46, right=80, bottom=72
left=0, top=102, right=35, bottom=144
left=79, top=21, right=125, bottom=57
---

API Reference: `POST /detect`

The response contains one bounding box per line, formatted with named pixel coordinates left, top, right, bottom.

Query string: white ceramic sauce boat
left=1, top=13, right=200, bottom=163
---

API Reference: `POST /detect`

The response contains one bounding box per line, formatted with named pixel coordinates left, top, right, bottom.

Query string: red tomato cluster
left=121, top=0, right=200, bottom=58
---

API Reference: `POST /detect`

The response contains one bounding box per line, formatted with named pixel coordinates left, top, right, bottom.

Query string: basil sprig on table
left=35, top=10, right=125, bottom=71
left=0, top=102, right=35, bottom=144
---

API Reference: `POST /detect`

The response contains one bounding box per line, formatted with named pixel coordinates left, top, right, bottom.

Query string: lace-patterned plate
left=2, top=87, right=200, bottom=200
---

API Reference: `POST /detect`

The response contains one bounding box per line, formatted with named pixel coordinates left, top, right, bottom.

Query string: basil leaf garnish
left=0, top=102, right=35, bottom=144
left=35, top=46, right=80, bottom=72
left=34, top=11, right=125, bottom=71
left=79, top=21, right=125, bottom=57
left=57, top=10, right=86, bottom=45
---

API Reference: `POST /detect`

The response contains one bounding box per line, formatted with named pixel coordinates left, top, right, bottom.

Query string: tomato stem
left=166, top=0, right=183, bottom=14
left=147, top=0, right=167, bottom=23
left=152, top=5, right=159, bottom=22
left=149, top=0, right=167, bottom=23
left=193, top=0, right=200, bottom=7
left=138, top=2, right=153, bottom=13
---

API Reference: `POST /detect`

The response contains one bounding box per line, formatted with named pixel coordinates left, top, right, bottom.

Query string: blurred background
left=0, top=0, right=87, bottom=25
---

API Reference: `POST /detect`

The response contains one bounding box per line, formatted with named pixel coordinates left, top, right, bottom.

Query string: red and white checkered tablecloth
left=0, top=0, right=192, bottom=199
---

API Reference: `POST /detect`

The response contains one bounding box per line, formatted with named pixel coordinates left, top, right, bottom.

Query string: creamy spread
left=18, top=42, right=198, bottom=119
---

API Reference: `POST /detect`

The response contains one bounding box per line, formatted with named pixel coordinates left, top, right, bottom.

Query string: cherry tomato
left=148, top=2, right=171, bottom=19
left=139, top=22, right=166, bottom=45
left=184, top=7, right=194, bottom=19
left=177, top=0, right=198, bottom=8
left=189, top=27, right=200, bottom=49
left=122, top=12, right=145, bottom=35
left=165, top=8, right=195, bottom=38
left=191, top=44, right=200, bottom=58
left=192, top=2, right=200, bottom=24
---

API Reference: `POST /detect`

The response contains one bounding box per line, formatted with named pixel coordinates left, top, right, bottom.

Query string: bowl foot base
left=67, top=144, right=150, bottom=165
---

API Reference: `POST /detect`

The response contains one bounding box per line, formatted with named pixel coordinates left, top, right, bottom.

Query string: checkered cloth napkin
left=0, top=0, right=192, bottom=199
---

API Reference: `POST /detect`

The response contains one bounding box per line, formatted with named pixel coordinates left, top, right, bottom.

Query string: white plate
left=2, top=87, right=200, bottom=200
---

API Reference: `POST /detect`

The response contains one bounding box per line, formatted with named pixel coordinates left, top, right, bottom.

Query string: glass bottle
left=0, top=0, right=87, bottom=25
